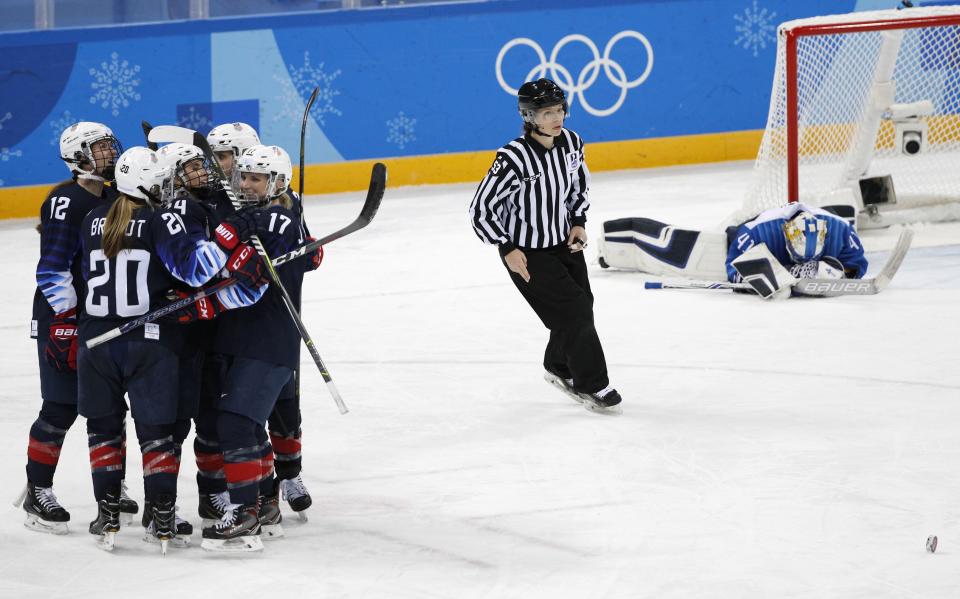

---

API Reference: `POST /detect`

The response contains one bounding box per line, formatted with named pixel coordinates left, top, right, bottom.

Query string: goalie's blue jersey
left=726, top=203, right=868, bottom=282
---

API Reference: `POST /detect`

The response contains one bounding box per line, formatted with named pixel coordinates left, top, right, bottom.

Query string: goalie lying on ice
left=726, top=202, right=868, bottom=284
left=596, top=202, right=868, bottom=299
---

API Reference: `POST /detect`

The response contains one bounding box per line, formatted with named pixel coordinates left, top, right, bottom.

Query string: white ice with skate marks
left=0, top=161, right=958, bottom=597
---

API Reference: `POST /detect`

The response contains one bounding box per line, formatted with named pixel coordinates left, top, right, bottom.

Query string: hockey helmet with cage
left=59, top=121, right=123, bottom=182
left=115, top=147, right=169, bottom=205
left=207, top=122, right=261, bottom=159
left=233, top=144, right=292, bottom=206
left=782, top=211, right=827, bottom=262
left=518, top=78, right=568, bottom=126
left=155, top=142, right=216, bottom=204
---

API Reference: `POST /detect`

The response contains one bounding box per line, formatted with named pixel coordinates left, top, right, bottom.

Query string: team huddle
left=20, top=120, right=323, bottom=553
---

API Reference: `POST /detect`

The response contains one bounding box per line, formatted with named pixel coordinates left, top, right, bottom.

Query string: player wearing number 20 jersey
left=75, top=146, right=267, bottom=549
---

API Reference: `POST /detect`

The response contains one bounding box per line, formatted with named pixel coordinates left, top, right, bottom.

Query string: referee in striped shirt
left=468, top=78, right=621, bottom=410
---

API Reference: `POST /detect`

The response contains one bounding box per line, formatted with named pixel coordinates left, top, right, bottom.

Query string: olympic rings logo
left=495, top=31, right=654, bottom=118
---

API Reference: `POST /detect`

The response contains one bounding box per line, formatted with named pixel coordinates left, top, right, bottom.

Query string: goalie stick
left=643, top=229, right=914, bottom=297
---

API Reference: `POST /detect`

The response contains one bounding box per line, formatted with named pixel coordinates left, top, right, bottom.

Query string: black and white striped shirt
left=469, top=128, right=590, bottom=254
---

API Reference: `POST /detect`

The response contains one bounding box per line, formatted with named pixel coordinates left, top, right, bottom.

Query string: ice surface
left=1, top=161, right=957, bottom=598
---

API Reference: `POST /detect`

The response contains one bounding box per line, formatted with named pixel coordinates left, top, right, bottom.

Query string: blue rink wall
left=0, top=0, right=890, bottom=216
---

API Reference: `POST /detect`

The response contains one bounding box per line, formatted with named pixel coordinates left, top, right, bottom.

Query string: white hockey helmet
left=207, top=122, right=261, bottom=158
left=115, top=147, right=170, bottom=204
left=59, top=121, right=123, bottom=182
left=233, top=144, right=292, bottom=206
left=155, top=142, right=215, bottom=204
left=783, top=211, right=827, bottom=262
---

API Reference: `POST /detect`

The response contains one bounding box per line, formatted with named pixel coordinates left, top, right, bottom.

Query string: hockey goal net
left=737, top=6, right=960, bottom=226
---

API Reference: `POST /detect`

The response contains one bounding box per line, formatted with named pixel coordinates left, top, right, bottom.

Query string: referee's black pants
left=504, top=244, right=609, bottom=394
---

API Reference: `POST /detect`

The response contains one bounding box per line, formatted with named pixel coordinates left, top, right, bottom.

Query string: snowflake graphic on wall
left=89, top=52, right=142, bottom=117
left=0, top=146, right=23, bottom=186
left=49, top=110, right=85, bottom=146
left=734, top=0, right=777, bottom=58
left=177, top=106, right=213, bottom=133
left=273, top=51, right=341, bottom=127
left=386, top=112, right=416, bottom=151
left=0, top=112, right=12, bottom=131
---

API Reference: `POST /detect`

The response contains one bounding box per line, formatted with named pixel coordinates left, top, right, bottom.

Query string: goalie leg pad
left=731, top=244, right=796, bottom=300
left=597, top=217, right=728, bottom=280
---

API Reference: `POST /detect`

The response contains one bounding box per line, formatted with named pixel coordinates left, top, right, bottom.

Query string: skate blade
left=23, top=514, right=69, bottom=535
left=544, top=373, right=583, bottom=405
left=119, top=512, right=135, bottom=526
left=260, top=523, right=285, bottom=540
left=581, top=397, right=622, bottom=415
left=296, top=511, right=308, bottom=523
left=97, top=531, right=118, bottom=552
left=200, top=536, right=264, bottom=553
left=143, top=532, right=191, bottom=549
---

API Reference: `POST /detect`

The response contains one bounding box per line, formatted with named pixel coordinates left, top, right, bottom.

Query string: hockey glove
left=304, top=237, right=324, bottom=272
left=789, top=257, right=845, bottom=280
left=225, top=243, right=270, bottom=288
left=213, top=207, right=264, bottom=251
left=168, top=290, right=225, bottom=324
left=45, top=308, right=78, bottom=371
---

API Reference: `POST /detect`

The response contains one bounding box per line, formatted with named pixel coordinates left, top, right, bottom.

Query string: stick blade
left=147, top=125, right=196, bottom=145
left=361, top=163, right=387, bottom=223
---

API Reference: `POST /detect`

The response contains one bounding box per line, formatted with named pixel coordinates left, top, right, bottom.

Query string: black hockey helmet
left=518, top=78, right=568, bottom=125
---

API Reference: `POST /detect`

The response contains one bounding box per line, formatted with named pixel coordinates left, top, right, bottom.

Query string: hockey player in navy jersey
left=77, top=146, right=270, bottom=552
left=193, top=144, right=309, bottom=552
left=18, top=122, right=122, bottom=535
left=726, top=202, right=868, bottom=299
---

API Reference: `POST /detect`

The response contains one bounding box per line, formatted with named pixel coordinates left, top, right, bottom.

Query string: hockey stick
left=142, top=121, right=158, bottom=151
left=643, top=229, right=914, bottom=297
left=295, top=86, right=320, bottom=405
left=644, top=280, right=751, bottom=292
left=792, top=228, right=913, bottom=297
left=85, top=163, right=386, bottom=349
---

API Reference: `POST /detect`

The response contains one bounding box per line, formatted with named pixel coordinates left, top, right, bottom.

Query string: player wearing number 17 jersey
left=76, top=146, right=269, bottom=552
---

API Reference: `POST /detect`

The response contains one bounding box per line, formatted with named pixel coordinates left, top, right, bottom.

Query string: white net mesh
left=738, top=7, right=960, bottom=224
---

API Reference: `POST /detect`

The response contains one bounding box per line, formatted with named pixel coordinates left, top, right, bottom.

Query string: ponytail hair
left=101, top=193, right=137, bottom=259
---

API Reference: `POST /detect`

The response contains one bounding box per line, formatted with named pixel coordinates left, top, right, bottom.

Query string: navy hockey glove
left=226, top=243, right=270, bottom=288
left=304, top=237, right=324, bottom=272
left=214, top=207, right=264, bottom=251
left=45, top=308, right=78, bottom=371
left=168, top=290, right=225, bottom=324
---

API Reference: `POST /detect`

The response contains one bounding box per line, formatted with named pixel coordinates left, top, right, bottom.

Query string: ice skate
left=198, top=491, right=231, bottom=528
left=142, top=497, right=191, bottom=552
left=20, top=482, right=70, bottom=535
left=89, top=492, right=121, bottom=552
left=201, top=503, right=264, bottom=553
left=259, top=480, right=285, bottom=539
left=119, top=480, right=139, bottom=525
left=279, top=474, right=312, bottom=522
left=143, top=501, right=194, bottom=536
left=576, top=385, right=623, bottom=414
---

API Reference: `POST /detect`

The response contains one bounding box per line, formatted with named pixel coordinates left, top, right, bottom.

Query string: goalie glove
left=731, top=243, right=797, bottom=300
left=167, top=290, right=226, bottom=324
left=45, top=308, right=78, bottom=371
left=789, top=257, right=845, bottom=280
